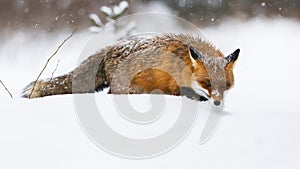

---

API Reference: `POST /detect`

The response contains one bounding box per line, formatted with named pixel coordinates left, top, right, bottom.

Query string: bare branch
left=49, top=59, right=60, bottom=82
left=0, top=80, right=13, bottom=98
left=29, top=28, right=77, bottom=99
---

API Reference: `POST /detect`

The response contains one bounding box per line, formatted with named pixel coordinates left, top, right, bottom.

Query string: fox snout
left=210, top=89, right=224, bottom=107
left=213, top=100, right=222, bottom=107
left=191, top=80, right=225, bottom=107
left=210, top=97, right=223, bottom=107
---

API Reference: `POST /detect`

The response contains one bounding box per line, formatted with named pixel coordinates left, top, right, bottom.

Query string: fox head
left=188, top=46, right=239, bottom=107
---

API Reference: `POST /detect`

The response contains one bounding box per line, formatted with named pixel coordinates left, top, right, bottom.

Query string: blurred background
left=1, top=0, right=299, bottom=32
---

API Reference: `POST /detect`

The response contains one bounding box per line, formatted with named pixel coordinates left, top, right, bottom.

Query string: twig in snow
left=29, top=28, right=77, bottom=99
left=0, top=79, right=13, bottom=98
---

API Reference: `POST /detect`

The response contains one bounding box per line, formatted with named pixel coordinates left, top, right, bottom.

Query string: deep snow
left=0, top=18, right=300, bottom=168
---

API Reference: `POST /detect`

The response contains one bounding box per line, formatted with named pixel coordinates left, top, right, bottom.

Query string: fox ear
left=189, top=46, right=204, bottom=61
left=226, top=49, right=240, bottom=63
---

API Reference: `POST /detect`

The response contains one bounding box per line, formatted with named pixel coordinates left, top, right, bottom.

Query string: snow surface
left=1, top=18, right=300, bottom=168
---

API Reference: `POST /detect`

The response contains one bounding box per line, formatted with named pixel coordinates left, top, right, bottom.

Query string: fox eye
left=223, top=83, right=231, bottom=89
left=200, top=81, right=211, bottom=88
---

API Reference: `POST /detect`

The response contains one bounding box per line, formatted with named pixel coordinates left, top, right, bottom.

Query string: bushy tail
left=22, top=74, right=72, bottom=99
left=22, top=52, right=108, bottom=99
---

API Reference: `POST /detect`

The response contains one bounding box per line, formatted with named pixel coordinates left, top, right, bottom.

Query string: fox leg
left=180, top=87, right=208, bottom=101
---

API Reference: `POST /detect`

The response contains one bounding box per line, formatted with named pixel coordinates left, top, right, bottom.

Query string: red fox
left=23, top=34, right=239, bottom=107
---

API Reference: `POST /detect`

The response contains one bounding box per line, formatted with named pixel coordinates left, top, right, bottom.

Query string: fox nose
left=213, top=100, right=221, bottom=106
